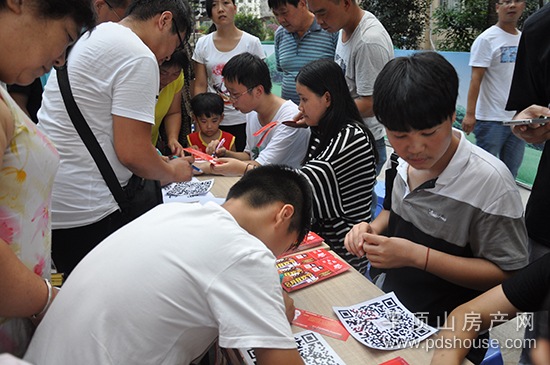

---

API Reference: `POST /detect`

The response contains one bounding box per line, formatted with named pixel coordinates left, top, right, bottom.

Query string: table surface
left=198, top=175, right=472, bottom=365
left=289, top=257, right=436, bottom=365
left=198, top=175, right=240, bottom=198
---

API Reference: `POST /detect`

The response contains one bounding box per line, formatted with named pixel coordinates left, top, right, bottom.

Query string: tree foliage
left=433, top=0, right=545, bottom=51
left=363, top=0, right=431, bottom=50
left=434, top=0, right=493, bottom=51
left=519, top=0, right=546, bottom=28
left=235, top=12, right=266, bottom=40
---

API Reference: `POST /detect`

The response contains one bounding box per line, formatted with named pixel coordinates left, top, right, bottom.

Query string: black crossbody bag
left=56, top=64, right=162, bottom=223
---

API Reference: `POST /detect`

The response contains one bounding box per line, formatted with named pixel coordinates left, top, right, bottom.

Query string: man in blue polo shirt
left=268, top=0, right=338, bottom=105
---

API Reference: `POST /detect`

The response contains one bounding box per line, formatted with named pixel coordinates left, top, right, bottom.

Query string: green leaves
left=363, top=0, right=431, bottom=50
left=235, top=12, right=266, bottom=40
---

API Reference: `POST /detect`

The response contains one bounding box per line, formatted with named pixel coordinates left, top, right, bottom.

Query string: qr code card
left=333, top=292, right=437, bottom=350
left=163, top=178, right=214, bottom=198
left=295, top=330, right=346, bottom=365
left=240, top=330, right=346, bottom=365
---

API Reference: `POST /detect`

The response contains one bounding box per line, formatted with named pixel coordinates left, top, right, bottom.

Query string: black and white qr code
left=244, top=349, right=256, bottom=365
left=334, top=293, right=436, bottom=350
left=240, top=331, right=345, bottom=365
left=295, top=331, right=346, bottom=365
left=163, top=180, right=212, bottom=197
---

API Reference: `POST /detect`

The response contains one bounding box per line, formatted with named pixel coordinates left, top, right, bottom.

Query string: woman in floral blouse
left=0, top=0, right=95, bottom=356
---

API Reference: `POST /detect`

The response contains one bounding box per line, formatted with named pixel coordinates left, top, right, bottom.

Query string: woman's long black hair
left=296, top=59, right=378, bottom=164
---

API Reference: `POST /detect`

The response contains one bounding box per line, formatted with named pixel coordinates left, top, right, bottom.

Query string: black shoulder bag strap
left=55, top=64, right=129, bottom=211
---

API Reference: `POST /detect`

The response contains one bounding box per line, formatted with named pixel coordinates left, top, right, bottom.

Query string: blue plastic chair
left=481, top=339, right=504, bottom=365
left=372, top=181, right=385, bottom=219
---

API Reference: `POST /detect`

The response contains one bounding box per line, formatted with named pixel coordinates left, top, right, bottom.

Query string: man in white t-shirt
left=37, top=0, right=195, bottom=278
left=306, top=0, right=393, bottom=176
left=24, top=166, right=312, bottom=365
left=462, top=0, right=525, bottom=178
left=201, top=52, right=310, bottom=176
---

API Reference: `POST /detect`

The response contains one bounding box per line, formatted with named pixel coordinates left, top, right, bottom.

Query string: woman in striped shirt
left=295, top=59, right=377, bottom=274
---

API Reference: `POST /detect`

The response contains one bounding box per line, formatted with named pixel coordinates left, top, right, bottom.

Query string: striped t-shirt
left=275, top=20, right=338, bottom=104
left=300, top=123, right=376, bottom=273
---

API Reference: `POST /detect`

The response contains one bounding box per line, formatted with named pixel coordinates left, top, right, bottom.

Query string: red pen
left=213, top=137, right=226, bottom=157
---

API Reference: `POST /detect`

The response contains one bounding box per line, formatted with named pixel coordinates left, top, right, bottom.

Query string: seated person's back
left=24, top=166, right=311, bottom=365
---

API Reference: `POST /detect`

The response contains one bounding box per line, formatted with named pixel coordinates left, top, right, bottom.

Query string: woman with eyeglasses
left=0, top=0, right=95, bottom=357
left=6, top=0, right=131, bottom=126
left=192, top=0, right=265, bottom=152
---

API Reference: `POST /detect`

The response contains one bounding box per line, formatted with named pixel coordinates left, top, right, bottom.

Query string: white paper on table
left=294, top=330, right=347, bottom=364
left=240, top=330, right=346, bottom=365
left=162, top=178, right=224, bottom=205
left=333, top=292, right=437, bottom=350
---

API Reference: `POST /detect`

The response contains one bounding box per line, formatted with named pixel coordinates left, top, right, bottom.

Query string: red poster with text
left=276, top=249, right=350, bottom=292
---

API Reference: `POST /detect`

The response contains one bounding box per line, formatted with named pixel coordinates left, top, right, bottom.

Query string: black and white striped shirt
left=300, top=124, right=377, bottom=273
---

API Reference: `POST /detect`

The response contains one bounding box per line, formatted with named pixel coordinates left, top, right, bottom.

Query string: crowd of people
left=1, top=0, right=550, bottom=364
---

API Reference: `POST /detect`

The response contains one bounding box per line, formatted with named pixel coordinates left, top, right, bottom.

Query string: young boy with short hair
left=344, top=52, right=528, bottom=362
left=201, top=52, right=310, bottom=176
left=187, top=92, right=236, bottom=153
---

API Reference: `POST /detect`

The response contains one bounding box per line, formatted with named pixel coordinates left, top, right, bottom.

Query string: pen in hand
left=212, top=138, right=226, bottom=157
left=161, top=148, right=201, bottom=173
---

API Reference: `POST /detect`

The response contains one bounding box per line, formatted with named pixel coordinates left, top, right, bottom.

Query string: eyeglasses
left=498, top=0, right=525, bottom=5
left=104, top=0, right=122, bottom=21
left=226, top=87, right=254, bottom=101
left=173, top=21, right=185, bottom=52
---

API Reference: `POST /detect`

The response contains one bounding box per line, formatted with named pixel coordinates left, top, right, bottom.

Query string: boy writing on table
left=25, top=165, right=310, bottom=365
left=344, top=52, right=528, bottom=364
left=197, top=52, right=310, bottom=176
left=187, top=92, right=236, bottom=154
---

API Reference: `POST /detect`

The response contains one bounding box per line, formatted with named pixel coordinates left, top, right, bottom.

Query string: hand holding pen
left=214, top=138, right=226, bottom=157
left=206, top=138, right=226, bottom=157
left=158, top=148, right=202, bottom=174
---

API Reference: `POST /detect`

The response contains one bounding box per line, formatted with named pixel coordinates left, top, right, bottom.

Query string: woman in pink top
left=192, top=0, right=265, bottom=151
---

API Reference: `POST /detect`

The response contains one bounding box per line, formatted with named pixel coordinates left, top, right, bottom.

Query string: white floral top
left=0, top=86, right=59, bottom=356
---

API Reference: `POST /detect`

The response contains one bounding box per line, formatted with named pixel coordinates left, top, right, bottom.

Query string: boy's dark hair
left=125, top=0, right=193, bottom=42
left=226, top=165, right=312, bottom=244
left=161, top=50, right=188, bottom=70
left=268, top=0, right=299, bottom=10
left=107, top=0, right=131, bottom=7
left=222, top=52, right=272, bottom=95
left=2, top=0, right=96, bottom=31
left=191, top=92, right=224, bottom=118
left=373, top=51, right=458, bottom=132
left=296, top=59, right=378, bottom=163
